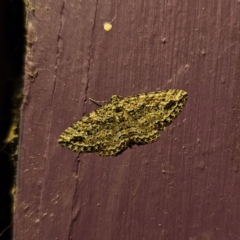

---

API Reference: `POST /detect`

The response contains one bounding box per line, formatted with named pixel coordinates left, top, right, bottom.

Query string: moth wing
left=119, top=89, right=187, bottom=131
left=96, top=104, right=130, bottom=156
left=58, top=102, right=130, bottom=156
left=58, top=104, right=114, bottom=154
left=113, top=89, right=187, bottom=144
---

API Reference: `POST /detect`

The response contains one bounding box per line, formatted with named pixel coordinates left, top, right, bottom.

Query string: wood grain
left=15, top=0, right=240, bottom=239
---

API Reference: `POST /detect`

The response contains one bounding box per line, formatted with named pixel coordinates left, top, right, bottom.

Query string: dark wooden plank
left=15, top=0, right=240, bottom=239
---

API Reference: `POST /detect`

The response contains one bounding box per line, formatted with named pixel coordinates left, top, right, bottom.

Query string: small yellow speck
left=104, top=22, right=112, bottom=31
left=58, top=90, right=188, bottom=156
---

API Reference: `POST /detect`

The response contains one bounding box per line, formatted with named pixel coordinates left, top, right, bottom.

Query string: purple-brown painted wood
left=15, top=0, right=240, bottom=239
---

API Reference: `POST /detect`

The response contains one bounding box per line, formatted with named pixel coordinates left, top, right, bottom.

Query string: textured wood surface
left=15, top=0, right=240, bottom=239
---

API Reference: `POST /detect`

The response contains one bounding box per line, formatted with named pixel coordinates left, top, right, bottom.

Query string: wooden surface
left=15, top=0, right=240, bottom=239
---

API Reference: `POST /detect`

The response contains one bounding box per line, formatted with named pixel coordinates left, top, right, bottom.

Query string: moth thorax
left=110, top=95, right=121, bottom=105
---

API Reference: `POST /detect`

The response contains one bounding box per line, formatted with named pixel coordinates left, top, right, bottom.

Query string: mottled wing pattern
left=58, top=89, right=188, bottom=156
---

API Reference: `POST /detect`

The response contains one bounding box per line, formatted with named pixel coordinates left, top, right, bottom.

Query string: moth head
left=110, top=95, right=122, bottom=105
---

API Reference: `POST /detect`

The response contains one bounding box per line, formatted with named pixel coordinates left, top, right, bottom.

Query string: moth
left=58, top=89, right=188, bottom=156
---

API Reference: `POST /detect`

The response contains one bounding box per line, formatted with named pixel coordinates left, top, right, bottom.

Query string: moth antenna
left=89, top=98, right=108, bottom=107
